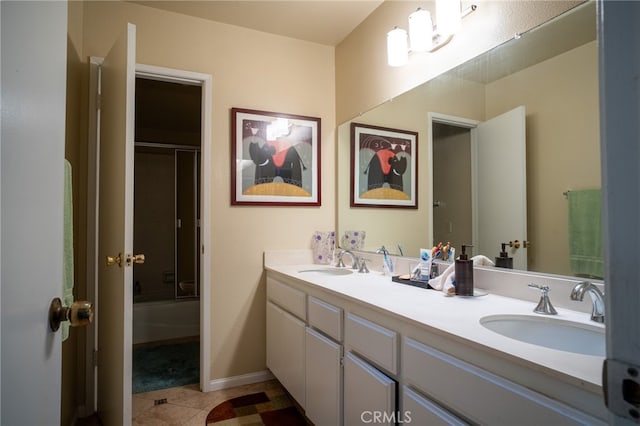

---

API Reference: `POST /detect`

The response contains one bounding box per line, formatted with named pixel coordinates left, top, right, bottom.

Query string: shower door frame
left=174, top=147, right=201, bottom=300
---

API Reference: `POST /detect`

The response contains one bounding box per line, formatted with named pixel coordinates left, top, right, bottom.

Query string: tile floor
left=132, top=379, right=287, bottom=425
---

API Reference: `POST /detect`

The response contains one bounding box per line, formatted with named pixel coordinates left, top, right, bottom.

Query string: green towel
left=62, top=160, right=74, bottom=341
left=568, top=189, right=604, bottom=278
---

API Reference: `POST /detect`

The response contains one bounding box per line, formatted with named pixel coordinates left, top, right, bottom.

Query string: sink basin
left=298, top=268, right=353, bottom=276
left=480, top=314, right=605, bottom=357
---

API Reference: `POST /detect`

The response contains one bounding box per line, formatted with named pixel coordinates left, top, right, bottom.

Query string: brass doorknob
left=106, top=254, right=123, bottom=267
left=49, top=298, right=94, bottom=332
left=126, top=254, right=145, bottom=266
left=509, top=240, right=521, bottom=249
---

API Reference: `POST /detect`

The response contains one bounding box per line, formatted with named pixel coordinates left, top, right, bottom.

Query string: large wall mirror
left=337, top=1, right=600, bottom=278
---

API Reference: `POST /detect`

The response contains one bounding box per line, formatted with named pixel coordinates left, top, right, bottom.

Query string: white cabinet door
left=305, top=328, right=342, bottom=426
left=266, top=301, right=306, bottom=408
left=344, top=352, right=396, bottom=426
left=403, top=386, right=468, bottom=426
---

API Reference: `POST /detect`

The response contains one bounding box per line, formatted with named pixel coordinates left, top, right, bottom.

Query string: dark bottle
left=495, top=243, right=514, bottom=269
left=455, top=244, right=474, bottom=296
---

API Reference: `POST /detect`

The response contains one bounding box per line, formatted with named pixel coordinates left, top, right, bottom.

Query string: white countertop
left=265, top=262, right=605, bottom=393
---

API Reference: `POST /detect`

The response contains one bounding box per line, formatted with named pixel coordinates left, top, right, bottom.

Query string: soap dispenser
left=495, top=243, right=513, bottom=269
left=455, top=244, right=474, bottom=296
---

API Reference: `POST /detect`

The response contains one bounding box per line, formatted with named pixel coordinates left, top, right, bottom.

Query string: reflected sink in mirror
left=480, top=314, right=605, bottom=357
left=298, top=267, right=353, bottom=276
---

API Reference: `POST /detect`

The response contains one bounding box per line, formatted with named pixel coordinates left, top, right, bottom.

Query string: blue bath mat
left=132, top=340, right=199, bottom=393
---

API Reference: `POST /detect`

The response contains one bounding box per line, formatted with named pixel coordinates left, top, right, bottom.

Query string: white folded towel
left=429, top=255, right=495, bottom=293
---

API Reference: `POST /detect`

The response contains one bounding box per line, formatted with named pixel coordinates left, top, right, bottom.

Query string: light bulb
left=387, top=27, right=408, bottom=67
left=409, top=8, right=433, bottom=52
left=436, top=0, right=461, bottom=37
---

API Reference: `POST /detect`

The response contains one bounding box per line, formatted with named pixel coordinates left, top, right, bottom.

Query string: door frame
left=427, top=112, right=479, bottom=249
left=135, top=63, right=213, bottom=393
left=86, top=61, right=213, bottom=413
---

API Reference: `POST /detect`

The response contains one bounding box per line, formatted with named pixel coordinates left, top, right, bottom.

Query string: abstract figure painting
left=231, top=108, right=321, bottom=206
left=350, top=123, right=418, bottom=208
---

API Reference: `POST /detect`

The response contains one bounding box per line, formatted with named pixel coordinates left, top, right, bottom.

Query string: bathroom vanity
left=264, top=250, right=607, bottom=425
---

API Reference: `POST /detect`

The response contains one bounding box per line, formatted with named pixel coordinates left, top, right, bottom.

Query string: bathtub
left=133, top=299, right=200, bottom=344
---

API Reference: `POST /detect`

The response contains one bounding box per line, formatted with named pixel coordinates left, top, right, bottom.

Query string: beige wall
left=79, top=0, right=335, bottom=381
left=336, top=1, right=581, bottom=124
left=486, top=41, right=600, bottom=275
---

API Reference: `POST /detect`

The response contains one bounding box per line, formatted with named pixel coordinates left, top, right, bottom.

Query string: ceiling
left=131, top=0, right=385, bottom=46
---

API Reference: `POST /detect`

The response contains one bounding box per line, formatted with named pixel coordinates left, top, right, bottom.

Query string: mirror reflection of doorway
left=432, top=122, right=473, bottom=251
left=430, top=107, right=527, bottom=268
left=132, top=76, right=202, bottom=394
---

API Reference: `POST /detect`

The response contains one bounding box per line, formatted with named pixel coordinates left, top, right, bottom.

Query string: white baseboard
left=205, top=369, right=275, bottom=392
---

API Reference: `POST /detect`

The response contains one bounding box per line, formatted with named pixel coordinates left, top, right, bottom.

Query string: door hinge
left=96, top=93, right=102, bottom=111
left=603, top=358, right=640, bottom=422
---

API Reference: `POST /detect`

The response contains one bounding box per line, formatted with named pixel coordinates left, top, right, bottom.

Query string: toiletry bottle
left=455, top=244, right=474, bottom=296
left=495, top=243, right=514, bottom=269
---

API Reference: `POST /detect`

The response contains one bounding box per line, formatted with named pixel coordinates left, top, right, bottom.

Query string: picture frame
left=231, top=108, right=321, bottom=206
left=350, top=122, right=418, bottom=208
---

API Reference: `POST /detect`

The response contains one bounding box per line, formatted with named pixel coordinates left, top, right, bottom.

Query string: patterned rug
left=205, top=391, right=308, bottom=425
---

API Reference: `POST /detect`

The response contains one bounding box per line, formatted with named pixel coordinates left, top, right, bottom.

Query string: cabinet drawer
left=267, top=276, right=306, bottom=320
left=308, top=296, right=342, bottom=342
left=402, top=337, right=606, bottom=426
left=345, top=313, right=397, bottom=375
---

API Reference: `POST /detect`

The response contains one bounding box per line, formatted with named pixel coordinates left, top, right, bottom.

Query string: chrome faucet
left=570, top=281, right=605, bottom=323
left=336, top=249, right=359, bottom=270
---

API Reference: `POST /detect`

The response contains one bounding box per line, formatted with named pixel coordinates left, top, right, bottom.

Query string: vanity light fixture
left=387, top=0, right=477, bottom=67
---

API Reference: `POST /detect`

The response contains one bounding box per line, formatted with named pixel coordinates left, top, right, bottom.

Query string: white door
left=473, top=106, right=527, bottom=269
left=96, top=23, right=137, bottom=426
left=1, top=1, right=68, bottom=425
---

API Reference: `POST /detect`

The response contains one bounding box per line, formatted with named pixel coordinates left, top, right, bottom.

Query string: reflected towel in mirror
left=341, top=230, right=366, bottom=250
left=568, top=189, right=603, bottom=278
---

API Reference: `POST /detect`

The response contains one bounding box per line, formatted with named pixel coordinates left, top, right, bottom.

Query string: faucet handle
left=528, top=283, right=558, bottom=315
left=358, top=257, right=370, bottom=273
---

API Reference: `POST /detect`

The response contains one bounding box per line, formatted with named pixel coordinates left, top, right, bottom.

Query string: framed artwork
left=350, top=122, right=418, bottom=208
left=231, top=108, right=321, bottom=206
